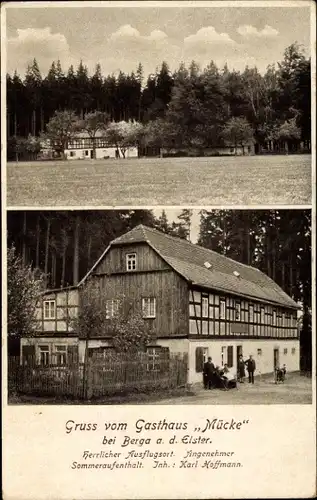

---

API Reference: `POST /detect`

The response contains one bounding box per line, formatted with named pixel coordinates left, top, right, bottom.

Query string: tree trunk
left=40, top=107, right=44, bottom=133
left=51, top=251, right=56, bottom=289
left=87, top=235, right=92, bottom=272
left=61, top=246, right=66, bottom=288
left=246, top=212, right=251, bottom=265
left=14, top=111, right=17, bottom=137
left=32, top=109, right=36, bottom=136
left=35, top=215, right=40, bottom=268
left=282, top=261, right=286, bottom=290
left=44, top=217, right=51, bottom=287
left=73, top=215, right=80, bottom=285
left=22, top=212, right=27, bottom=267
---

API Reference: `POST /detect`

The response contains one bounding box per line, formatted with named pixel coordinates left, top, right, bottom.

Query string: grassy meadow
left=6, top=155, right=311, bottom=207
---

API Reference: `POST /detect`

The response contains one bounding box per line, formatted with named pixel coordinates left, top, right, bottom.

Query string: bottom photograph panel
left=6, top=208, right=312, bottom=405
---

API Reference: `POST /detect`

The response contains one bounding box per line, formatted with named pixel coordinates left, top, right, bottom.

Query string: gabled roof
left=108, top=225, right=298, bottom=309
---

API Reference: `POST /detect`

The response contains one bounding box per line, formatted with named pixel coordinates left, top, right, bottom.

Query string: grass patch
left=7, top=155, right=311, bottom=206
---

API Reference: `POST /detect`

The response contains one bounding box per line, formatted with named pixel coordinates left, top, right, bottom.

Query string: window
left=273, top=310, right=277, bottom=325
left=282, top=313, right=285, bottom=327
left=230, top=147, right=235, bottom=153
left=54, top=345, right=67, bottom=365
left=235, top=302, right=241, bottom=321
left=126, top=253, right=137, bottom=271
left=220, top=299, right=226, bottom=319
left=284, top=348, right=288, bottom=355
left=106, top=299, right=119, bottom=319
left=85, top=150, right=89, bottom=156
left=260, top=307, right=265, bottom=324
left=44, top=300, right=56, bottom=319
left=202, top=296, right=209, bottom=318
left=257, top=348, right=262, bottom=356
left=248, top=304, right=253, bottom=323
left=147, top=347, right=161, bottom=371
left=70, top=151, right=76, bottom=157
left=39, top=345, right=50, bottom=366
left=142, top=297, right=156, bottom=318
left=292, top=348, right=296, bottom=355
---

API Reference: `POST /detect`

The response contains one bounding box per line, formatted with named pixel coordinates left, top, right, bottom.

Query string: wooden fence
left=8, top=352, right=188, bottom=400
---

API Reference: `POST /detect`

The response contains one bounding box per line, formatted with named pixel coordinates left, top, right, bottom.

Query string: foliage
left=7, top=44, right=311, bottom=153
left=276, top=118, right=301, bottom=141
left=221, top=117, right=254, bottom=152
left=144, top=118, right=182, bottom=151
left=109, top=301, right=155, bottom=353
left=105, top=121, right=143, bottom=157
left=71, top=281, right=154, bottom=352
left=44, top=110, right=79, bottom=155
left=7, top=246, right=45, bottom=337
left=70, top=280, right=107, bottom=339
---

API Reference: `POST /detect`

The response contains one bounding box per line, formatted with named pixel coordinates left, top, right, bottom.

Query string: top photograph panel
left=4, top=2, right=313, bottom=207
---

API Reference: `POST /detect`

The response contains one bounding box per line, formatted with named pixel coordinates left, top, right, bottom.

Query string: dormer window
left=126, top=253, right=137, bottom=271
left=44, top=300, right=56, bottom=319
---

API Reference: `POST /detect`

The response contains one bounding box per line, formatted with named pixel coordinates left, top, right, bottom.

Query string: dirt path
left=149, top=373, right=312, bottom=405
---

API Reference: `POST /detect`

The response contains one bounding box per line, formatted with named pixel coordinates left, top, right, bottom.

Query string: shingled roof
left=108, top=225, right=298, bottom=309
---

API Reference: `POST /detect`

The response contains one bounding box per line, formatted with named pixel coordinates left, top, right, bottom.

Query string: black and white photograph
left=7, top=209, right=312, bottom=405
left=5, top=2, right=312, bottom=206
left=1, top=1, right=316, bottom=499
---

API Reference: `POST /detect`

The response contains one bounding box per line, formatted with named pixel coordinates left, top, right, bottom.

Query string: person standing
left=237, top=354, right=246, bottom=383
left=246, top=355, right=256, bottom=384
left=203, top=357, right=215, bottom=389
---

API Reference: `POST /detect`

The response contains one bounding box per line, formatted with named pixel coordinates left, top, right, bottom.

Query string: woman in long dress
left=237, top=355, right=245, bottom=383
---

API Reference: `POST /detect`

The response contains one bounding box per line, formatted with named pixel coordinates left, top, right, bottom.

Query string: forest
left=7, top=209, right=312, bottom=367
left=6, top=42, right=311, bottom=156
left=7, top=209, right=311, bottom=305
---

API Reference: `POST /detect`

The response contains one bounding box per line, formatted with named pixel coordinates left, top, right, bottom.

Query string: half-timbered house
left=21, top=225, right=300, bottom=384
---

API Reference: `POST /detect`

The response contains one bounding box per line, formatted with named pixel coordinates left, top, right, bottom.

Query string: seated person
left=221, top=364, right=237, bottom=389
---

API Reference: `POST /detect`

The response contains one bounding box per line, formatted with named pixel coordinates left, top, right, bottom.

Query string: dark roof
left=110, top=225, right=298, bottom=309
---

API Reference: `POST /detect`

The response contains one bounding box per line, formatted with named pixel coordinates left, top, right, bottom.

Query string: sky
left=5, top=3, right=311, bottom=78
left=153, top=208, right=201, bottom=243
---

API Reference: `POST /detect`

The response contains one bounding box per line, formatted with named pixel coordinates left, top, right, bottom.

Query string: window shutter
left=22, top=345, right=35, bottom=365
left=227, top=346, right=233, bottom=368
left=67, top=344, right=79, bottom=365
left=195, top=347, right=204, bottom=373
left=160, top=347, right=170, bottom=360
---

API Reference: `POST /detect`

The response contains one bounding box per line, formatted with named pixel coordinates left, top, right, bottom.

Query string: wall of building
left=161, top=145, right=255, bottom=157
left=187, top=338, right=300, bottom=384
left=92, top=270, right=188, bottom=338
left=20, top=336, right=78, bottom=365
left=35, top=288, right=79, bottom=333
left=90, top=242, right=189, bottom=337
left=189, top=289, right=298, bottom=339
left=96, top=243, right=169, bottom=274
left=64, top=147, right=138, bottom=160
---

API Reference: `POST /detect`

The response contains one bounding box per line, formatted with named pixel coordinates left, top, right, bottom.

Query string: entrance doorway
left=90, top=150, right=94, bottom=159
left=273, top=348, right=280, bottom=370
left=236, top=345, right=243, bottom=367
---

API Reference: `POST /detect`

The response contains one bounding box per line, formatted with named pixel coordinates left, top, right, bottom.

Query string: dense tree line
left=6, top=209, right=191, bottom=289
left=198, top=209, right=312, bottom=370
left=7, top=43, right=310, bottom=156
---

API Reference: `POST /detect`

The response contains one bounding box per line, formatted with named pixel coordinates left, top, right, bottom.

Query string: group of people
left=203, top=354, right=256, bottom=390
left=237, top=354, right=256, bottom=384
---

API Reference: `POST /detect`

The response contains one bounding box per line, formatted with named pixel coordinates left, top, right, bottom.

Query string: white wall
left=65, top=147, right=138, bottom=160
left=35, top=289, right=79, bottom=333
left=187, top=338, right=300, bottom=384
left=78, top=339, right=113, bottom=362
